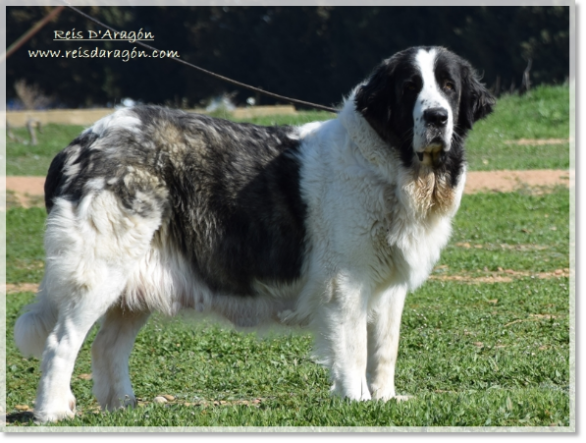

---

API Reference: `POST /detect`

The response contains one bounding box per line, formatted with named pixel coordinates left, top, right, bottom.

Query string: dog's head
left=354, top=46, right=495, bottom=169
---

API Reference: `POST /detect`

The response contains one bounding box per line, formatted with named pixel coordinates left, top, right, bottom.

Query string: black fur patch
left=45, top=130, right=98, bottom=212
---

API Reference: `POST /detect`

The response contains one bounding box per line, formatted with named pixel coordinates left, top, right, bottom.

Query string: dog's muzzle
left=416, top=107, right=450, bottom=167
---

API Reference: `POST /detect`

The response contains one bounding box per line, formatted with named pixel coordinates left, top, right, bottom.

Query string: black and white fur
left=14, top=46, right=494, bottom=423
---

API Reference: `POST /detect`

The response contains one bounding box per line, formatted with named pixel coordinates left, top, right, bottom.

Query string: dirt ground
left=4, top=169, right=571, bottom=208
left=463, top=169, right=570, bottom=194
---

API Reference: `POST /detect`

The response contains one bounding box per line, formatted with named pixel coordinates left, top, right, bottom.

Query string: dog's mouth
left=416, top=140, right=445, bottom=167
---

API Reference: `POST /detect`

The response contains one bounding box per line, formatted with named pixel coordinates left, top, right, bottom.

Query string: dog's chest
left=368, top=187, right=452, bottom=290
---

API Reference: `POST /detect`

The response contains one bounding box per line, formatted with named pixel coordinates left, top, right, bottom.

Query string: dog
left=14, top=46, right=494, bottom=423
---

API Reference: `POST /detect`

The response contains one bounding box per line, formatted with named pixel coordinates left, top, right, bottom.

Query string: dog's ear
left=354, top=59, right=396, bottom=142
left=458, top=62, right=496, bottom=130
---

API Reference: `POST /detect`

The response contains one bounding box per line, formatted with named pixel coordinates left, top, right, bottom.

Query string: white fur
left=14, top=55, right=467, bottom=422
left=289, top=97, right=464, bottom=400
left=413, top=48, right=454, bottom=153
left=85, top=107, right=142, bottom=137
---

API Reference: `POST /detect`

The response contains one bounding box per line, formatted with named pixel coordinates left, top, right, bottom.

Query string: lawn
left=3, top=85, right=571, bottom=429
left=464, top=85, right=570, bottom=171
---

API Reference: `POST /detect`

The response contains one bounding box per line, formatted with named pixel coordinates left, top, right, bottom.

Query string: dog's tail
left=14, top=285, right=58, bottom=359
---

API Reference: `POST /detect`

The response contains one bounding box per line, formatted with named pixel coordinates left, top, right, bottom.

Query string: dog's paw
left=95, top=390, right=138, bottom=411
left=331, top=379, right=372, bottom=401
left=369, top=384, right=413, bottom=402
left=34, top=409, right=75, bottom=424
left=34, top=391, right=76, bottom=423
left=34, top=400, right=76, bottom=423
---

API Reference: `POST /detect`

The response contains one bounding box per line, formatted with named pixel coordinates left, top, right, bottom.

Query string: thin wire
left=62, top=3, right=339, bottom=113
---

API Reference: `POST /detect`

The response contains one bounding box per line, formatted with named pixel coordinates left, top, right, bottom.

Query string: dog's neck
left=338, top=90, right=397, bottom=173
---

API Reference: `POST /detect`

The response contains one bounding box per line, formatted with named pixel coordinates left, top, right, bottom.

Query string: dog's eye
left=404, top=81, right=418, bottom=91
left=443, top=80, right=455, bottom=91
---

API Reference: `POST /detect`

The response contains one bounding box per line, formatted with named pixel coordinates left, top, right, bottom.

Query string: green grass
left=5, top=85, right=570, bottom=176
left=4, top=188, right=570, bottom=428
left=5, top=207, right=47, bottom=284
left=5, top=280, right=570, bottom=427
left=474, top=86, right=569, bottom=140
left=465, top=85, right=570, bottom=171
left=6, top=124, right=86, bottom=176
left=440, top=188, right=569, bottom=273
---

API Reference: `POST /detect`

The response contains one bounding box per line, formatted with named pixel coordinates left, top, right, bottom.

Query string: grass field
left=3, top=85, right=571, bottom=428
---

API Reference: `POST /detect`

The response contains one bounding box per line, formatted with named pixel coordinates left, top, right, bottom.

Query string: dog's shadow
left=5, top=410, right=36, bottom=425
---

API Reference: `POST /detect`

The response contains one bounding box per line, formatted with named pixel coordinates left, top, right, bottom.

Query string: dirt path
left=463, top=169, right=570, bottom=194
left=4, top=170, right=571, bottom=208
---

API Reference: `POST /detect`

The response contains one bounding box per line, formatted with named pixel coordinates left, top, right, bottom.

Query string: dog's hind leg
left=33, top=274, right=131, bottom=423
left=366, top=284, right=409, bottom=401
left=91, top=306, right=150, bottom=411
left=27, top=191, right=163, bottom=423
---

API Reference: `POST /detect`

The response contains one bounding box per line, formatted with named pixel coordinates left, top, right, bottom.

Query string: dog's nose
left=423, top=108, right=449, bottom=127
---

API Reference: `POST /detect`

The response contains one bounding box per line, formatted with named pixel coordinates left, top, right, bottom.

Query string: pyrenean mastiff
left=15, top=46, right=495, bottom=422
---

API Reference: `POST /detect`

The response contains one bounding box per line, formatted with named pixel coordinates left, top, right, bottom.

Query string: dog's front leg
left=315, top=275, right=371, bottom=401
left=366, top=283, right=409, bottom=401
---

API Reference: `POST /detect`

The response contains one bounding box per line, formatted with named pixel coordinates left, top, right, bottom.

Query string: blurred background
left=6, top=5, right=570, bottom=110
